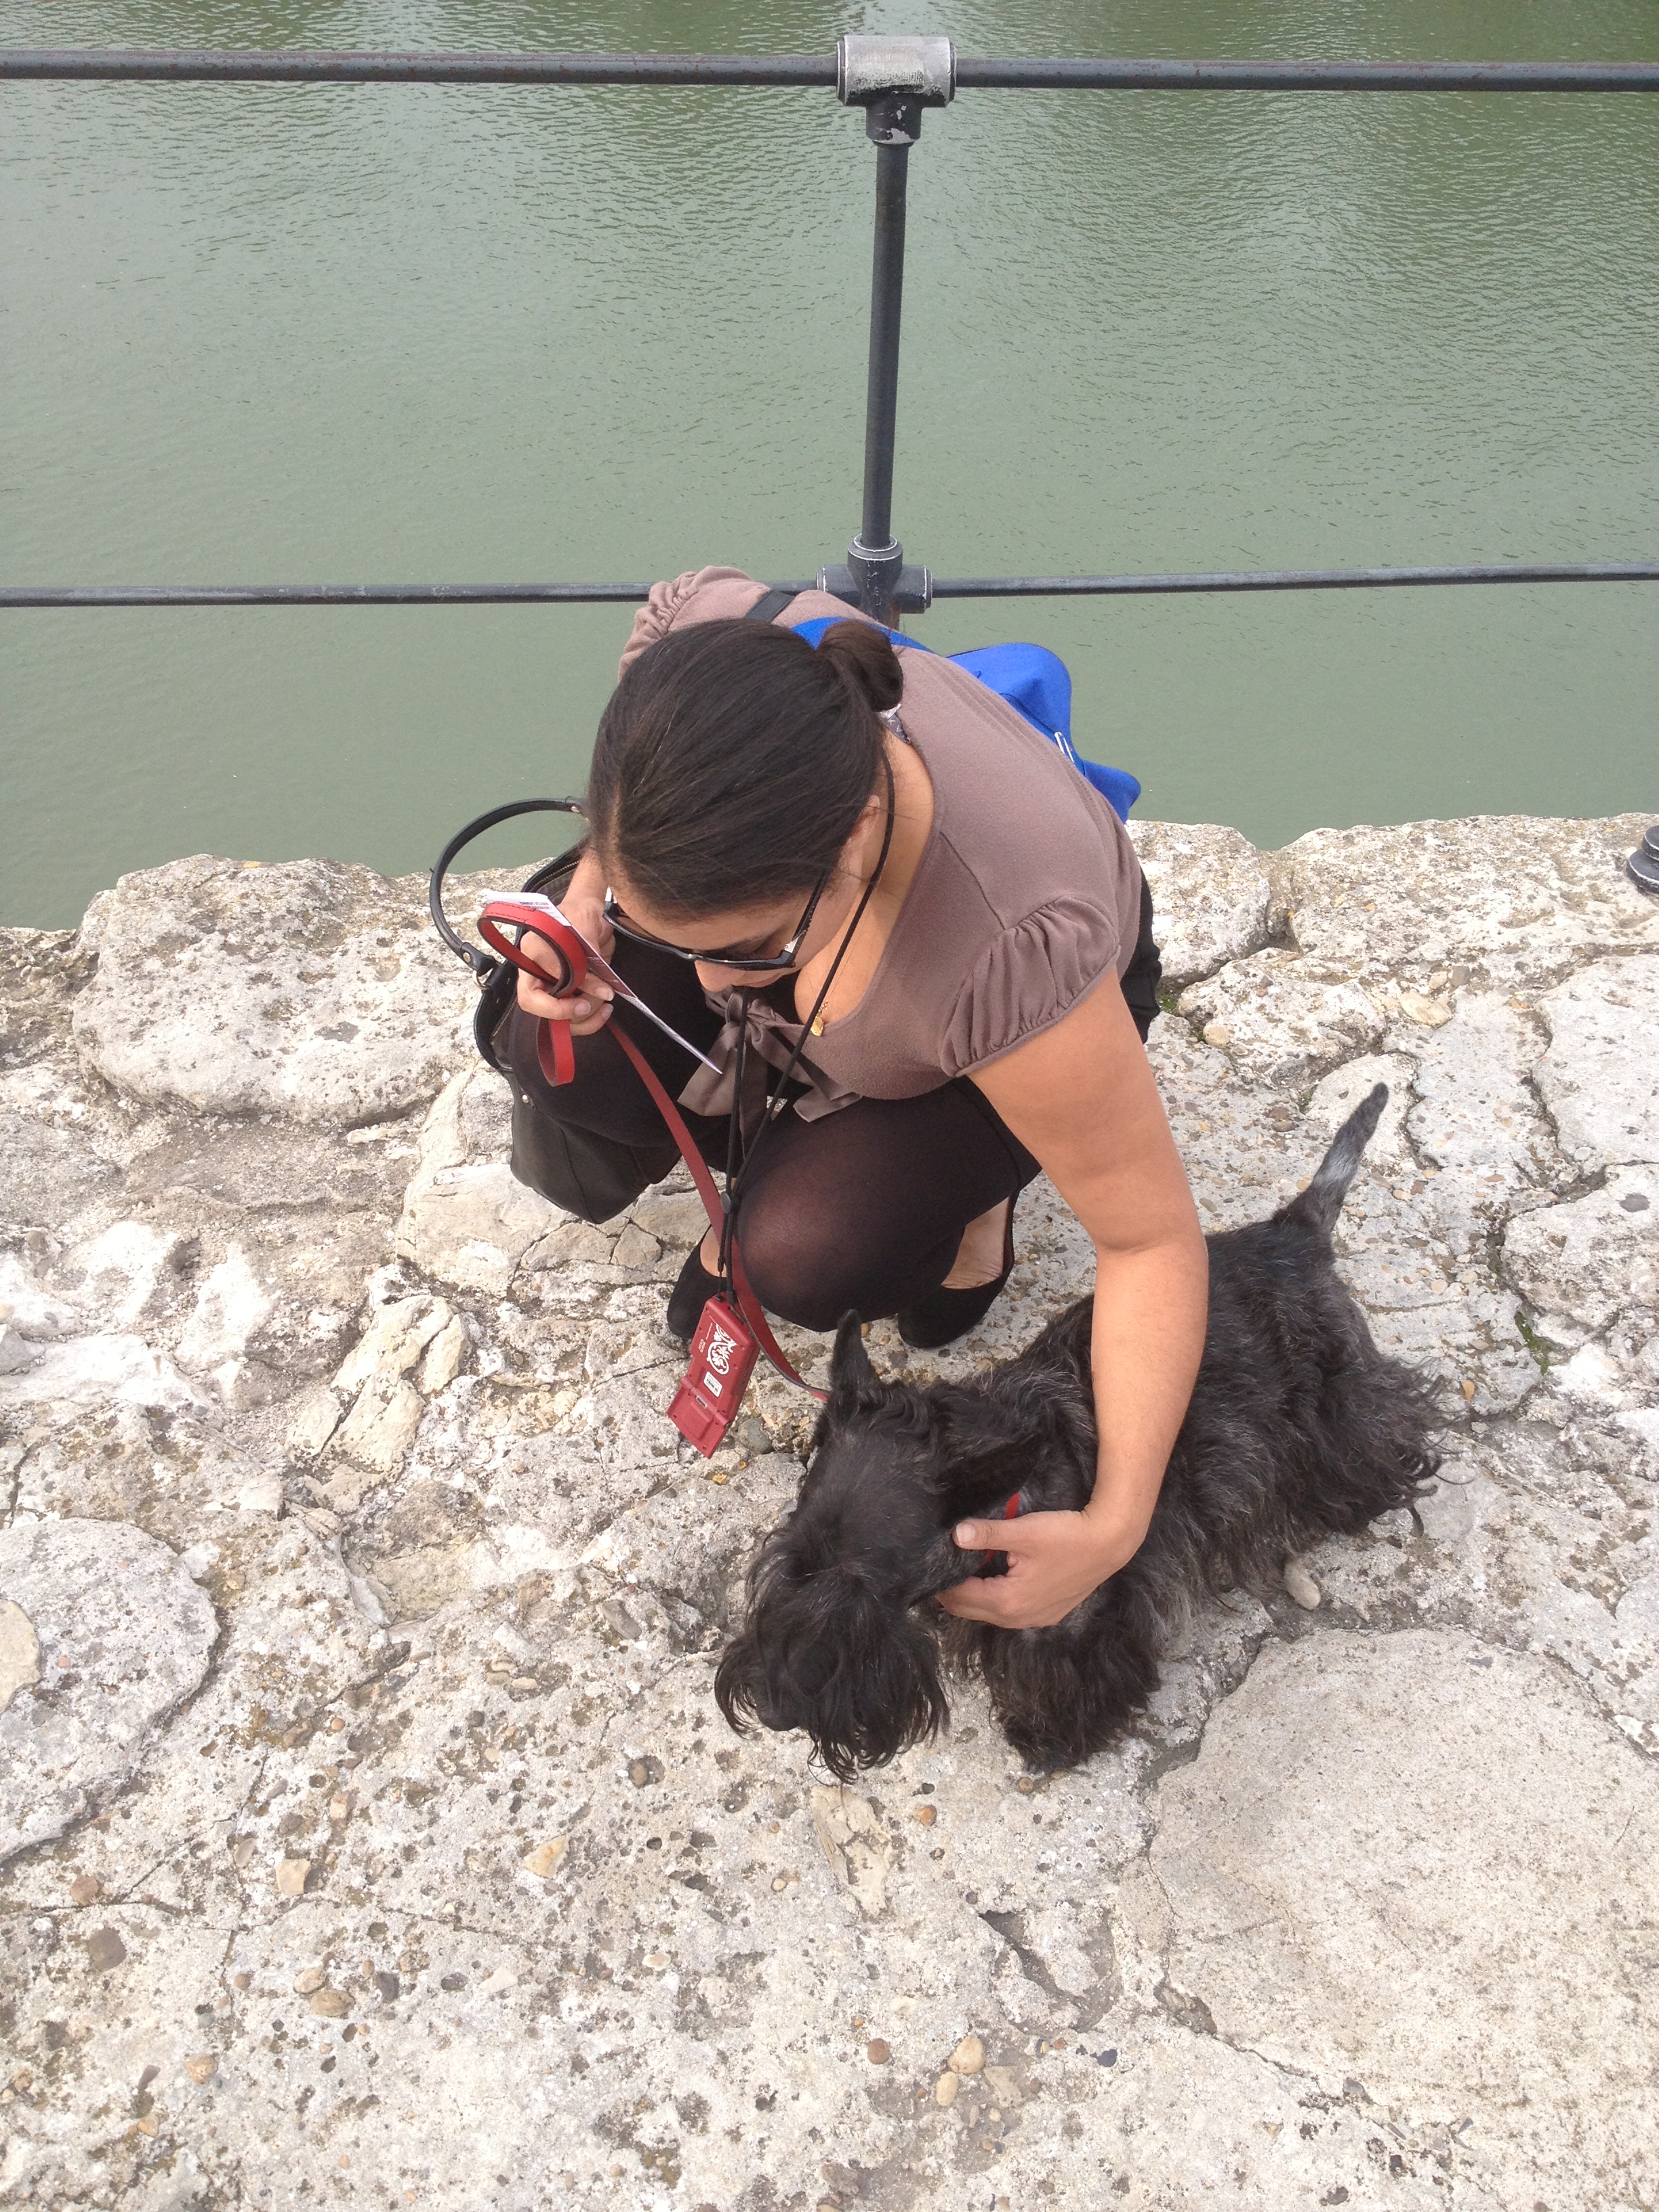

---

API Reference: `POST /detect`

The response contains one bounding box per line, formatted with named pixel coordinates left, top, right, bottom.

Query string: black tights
left=501, top=881, right=1160, bottom=1331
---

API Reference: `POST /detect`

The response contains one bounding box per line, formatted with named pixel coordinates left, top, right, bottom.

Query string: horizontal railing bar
left=3, top=52, right=1659, bottom=91
left=952, top=58, right=1659, bottom=91
left=5, top=565, right=1659, bottom=610
left=0, top=583, right=676, bottom=607
left=929, top=562, right=1659, bottom=595
left=0, top=51, right=834, bottom=87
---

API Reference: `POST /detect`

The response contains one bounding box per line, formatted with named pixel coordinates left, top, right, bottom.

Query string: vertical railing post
left=823, top=34, right=954, bottom=622
left=853, top=136, right=910, bottom=621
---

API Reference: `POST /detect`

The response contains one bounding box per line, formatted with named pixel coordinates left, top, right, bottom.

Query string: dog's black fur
left=716, top=1086, right=1440, bottom=1776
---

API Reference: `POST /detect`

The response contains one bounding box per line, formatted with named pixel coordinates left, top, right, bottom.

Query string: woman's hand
left=514, top=851, right=615, bottom=1036
left=935, top=1505, right=1146, bottom=1629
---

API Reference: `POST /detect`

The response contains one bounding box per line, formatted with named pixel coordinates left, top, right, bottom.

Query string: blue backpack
left=787, top=615, right=1141, bottom=823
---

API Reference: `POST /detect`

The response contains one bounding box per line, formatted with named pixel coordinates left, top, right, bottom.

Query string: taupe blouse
left=619, top=567, right=1145, bottom=1120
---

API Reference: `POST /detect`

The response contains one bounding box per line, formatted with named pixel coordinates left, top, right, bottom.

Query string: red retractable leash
left=478, top=897, right=825, bottom=1454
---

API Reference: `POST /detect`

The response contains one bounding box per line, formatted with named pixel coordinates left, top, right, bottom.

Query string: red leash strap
left=607, top=1023, right=825, bottom=1403
left=478, top=897, right=823, bottom=1404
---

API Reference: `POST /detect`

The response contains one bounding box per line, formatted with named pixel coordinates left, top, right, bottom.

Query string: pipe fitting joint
left=837, top=34, right=955, bottom=143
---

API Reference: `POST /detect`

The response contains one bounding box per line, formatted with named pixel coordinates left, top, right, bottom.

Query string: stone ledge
left=1, top=812, right=1656, bottom=2211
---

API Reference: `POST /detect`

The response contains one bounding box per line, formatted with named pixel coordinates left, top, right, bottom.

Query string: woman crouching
left=501, top=566, right=1208, bottom=1629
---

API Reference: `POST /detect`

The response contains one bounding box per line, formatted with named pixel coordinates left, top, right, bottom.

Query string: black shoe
left=666, top=1243, right=721, bottom=1343
left=896, top=1200, right=1017, bottom=1352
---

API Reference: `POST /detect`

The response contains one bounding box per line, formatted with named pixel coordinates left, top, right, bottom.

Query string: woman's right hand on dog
left=514, top=851, right=615, bottom=1036
left=939, top=1504, right=1145, bottom=1629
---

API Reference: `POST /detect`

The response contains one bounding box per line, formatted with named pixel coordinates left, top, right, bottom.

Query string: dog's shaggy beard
left=714, top=1366, right=960, bottom=1779
left=715, top=1549, right=948, bottom=1782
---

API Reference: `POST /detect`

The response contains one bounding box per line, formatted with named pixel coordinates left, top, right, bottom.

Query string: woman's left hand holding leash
left=937, top=1507, right=1145, bottom=1630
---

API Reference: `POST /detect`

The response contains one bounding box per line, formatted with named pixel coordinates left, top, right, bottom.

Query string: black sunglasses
left=602, top=867, right=834, bottom=974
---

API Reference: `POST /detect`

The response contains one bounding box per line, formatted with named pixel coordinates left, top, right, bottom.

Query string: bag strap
left=744, top=586, right=798, bottom=624
left=429, top=797, right=586, bottom=979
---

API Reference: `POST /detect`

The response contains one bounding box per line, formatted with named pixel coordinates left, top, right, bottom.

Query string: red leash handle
left=478, top=899, right=587, bottom=1086
left=477, top=897, right=823, bottom=1402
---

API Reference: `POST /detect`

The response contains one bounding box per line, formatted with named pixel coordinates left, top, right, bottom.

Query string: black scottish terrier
left=716, top=1086, right=1439, bottom=1775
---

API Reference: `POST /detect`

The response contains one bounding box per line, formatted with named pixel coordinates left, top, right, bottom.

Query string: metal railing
left=5, top=35, right=1658, bottom=626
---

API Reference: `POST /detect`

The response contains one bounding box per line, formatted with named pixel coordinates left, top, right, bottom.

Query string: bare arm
left=937, top=971, right=1208, bottom=1629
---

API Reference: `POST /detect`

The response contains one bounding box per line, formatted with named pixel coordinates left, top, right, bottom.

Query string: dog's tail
left=1277, top=1083, right=1389, bottom=1241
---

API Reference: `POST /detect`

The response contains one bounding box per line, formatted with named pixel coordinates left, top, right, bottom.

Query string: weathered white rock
left=71, top=854, right=470, bottom=1126
left=290, top=1292, right=466, bottom=1494
left=1534, top=954, right=1659, bottom=1170
left=1178, top=951, right=1382, bottom=1086
left=1151, top=1629, right=1659, bottom=2206
left=417, top=1312, right=469, bottom=1393
left=333, top=1292, right=451, bottom=1395
left=1504, top=1170, right=1658, bottom=1349
left=1128, top=820, right=1272, bottom=989
left=1405, top=992, right=1557, bottom=1183
left=1274, top=813, right=1659, bottom=983
left=331, top=1371, right=426, bottom=1475
left=810, top=1786, right=892, bottom=1917
left=1397, top=1454, right=1479, bottom=1543
left=1391, top=991, right=1569, bottom=1260
left=60, top=1221, right=183, bottom=1331
left=0, top=1323, right=38, bottom=1375
left=626, top=1184, right=711, bottom=1250
left=173, top=1241, right=273, bottom=1397
left=0, top=1332, right=205, bottom=1415
left=0, top=1596, right=41, bottom=1708
left=393, top=1063, right=565, bottom=1294
left=1618, top=1574, right=1659, bottom=1635
left=0, top=1245, right=81, bottom=1341
left=0, top=1519, right=218, bottom=1861
left=5, top=819, right=1658, bottom=2211
left=0, top=922, right=89, bottom=1059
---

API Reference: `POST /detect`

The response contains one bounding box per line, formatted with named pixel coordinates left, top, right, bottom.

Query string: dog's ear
left=827, top=1310, right=879, bottom=1420
left=927, top=1389, right=1036, bottom=1511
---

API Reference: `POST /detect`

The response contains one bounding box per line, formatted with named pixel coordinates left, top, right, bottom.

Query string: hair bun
left=815, top=619, right=904, bottom=715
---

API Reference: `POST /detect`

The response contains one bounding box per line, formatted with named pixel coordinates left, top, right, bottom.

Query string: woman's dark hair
left=587, top=617, right=903, bottom=920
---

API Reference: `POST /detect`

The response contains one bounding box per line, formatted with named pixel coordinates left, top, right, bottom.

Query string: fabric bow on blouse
left=676, top=990, right=859, bottom=1132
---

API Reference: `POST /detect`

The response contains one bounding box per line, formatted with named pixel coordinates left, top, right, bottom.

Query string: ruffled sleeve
left=940, top=897, right=1123, bottom=1078
left=617, top=567, right=769, bottom=676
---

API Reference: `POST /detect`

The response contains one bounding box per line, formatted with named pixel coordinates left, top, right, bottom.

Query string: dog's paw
left=1282, top=1555, right=1322, bottom=1610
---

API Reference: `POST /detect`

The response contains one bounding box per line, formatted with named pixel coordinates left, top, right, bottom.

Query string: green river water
left=4, top=1, right=1658, bottom=929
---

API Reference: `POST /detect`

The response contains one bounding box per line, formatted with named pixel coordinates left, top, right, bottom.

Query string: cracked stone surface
left=69, top=856, right=474, bottom=1128
left=1126, top=820, right=1271, bottom=990
left=0, top=1519, right=219, bottom=1862
left=1151, top=1629, right=1659, bottom=2212
left=1534, top=954, right=1659, bottom=1172
left=2, top=815, right=1658, bottom=2211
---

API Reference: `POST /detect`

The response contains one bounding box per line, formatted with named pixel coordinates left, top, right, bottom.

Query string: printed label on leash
left=668, top=1296, right=760, bottom=1456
